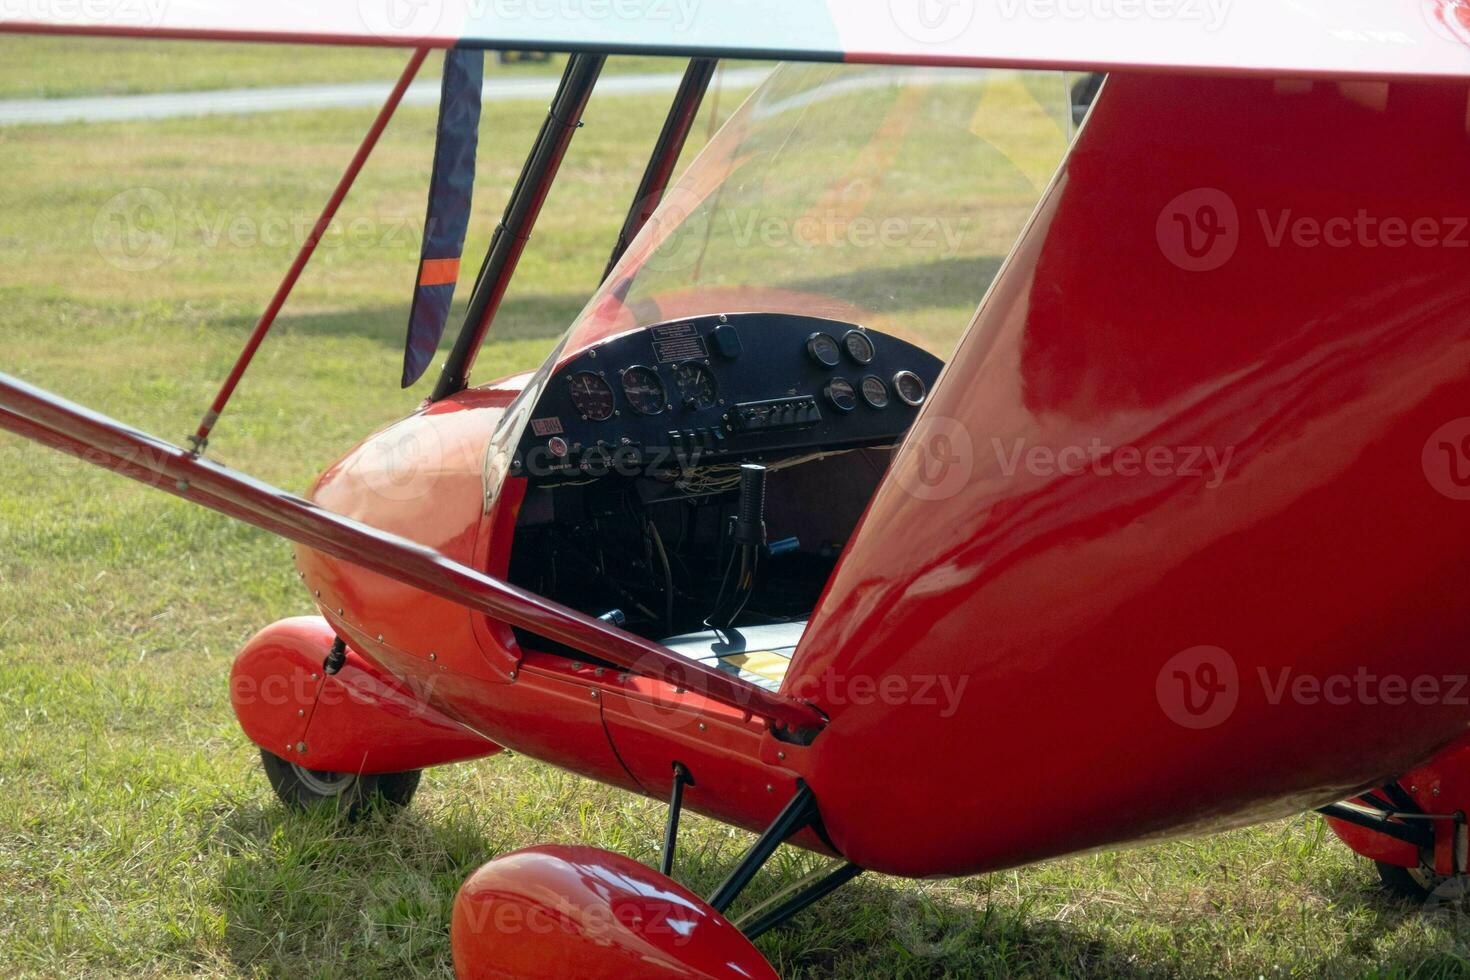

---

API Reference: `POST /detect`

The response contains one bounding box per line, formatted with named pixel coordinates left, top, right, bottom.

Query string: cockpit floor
left=659, top=620, right=806, bottom=693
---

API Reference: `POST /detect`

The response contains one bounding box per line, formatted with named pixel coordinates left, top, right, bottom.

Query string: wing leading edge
left=3, top=0, right=1470, bottom=81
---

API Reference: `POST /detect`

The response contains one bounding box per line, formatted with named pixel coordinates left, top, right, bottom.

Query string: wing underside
left=3, top=1, right=1469, bottom=80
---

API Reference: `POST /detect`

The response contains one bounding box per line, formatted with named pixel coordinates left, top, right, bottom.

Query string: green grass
left=0, top=36, right=703, bottom=99
left=2, top=53, right=1469, bottom=980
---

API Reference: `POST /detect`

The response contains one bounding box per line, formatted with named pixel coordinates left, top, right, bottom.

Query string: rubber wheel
left=1374, top=860, right=1463, bottom=903
left=259, top=748, right=421, bottom=819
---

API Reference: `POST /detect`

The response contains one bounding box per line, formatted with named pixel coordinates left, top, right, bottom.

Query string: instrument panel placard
left=651, top=322, right=709, bottom=363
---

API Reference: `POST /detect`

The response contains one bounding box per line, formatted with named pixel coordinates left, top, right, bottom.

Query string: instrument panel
left=510, top=312, right=943, bottom=484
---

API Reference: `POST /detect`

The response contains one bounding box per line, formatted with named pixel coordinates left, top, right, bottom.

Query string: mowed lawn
left=1, top=42, right=1468, bottom=980
left=0, top=37, right=685, bottom=98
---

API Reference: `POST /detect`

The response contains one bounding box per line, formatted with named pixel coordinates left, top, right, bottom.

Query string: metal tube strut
left=708, top=781, right=819, bottom=914
left=661, top=761, right=694, bottom=877
left=188, top=47, right=429, bottom=453
left=740, top=862, right=863, bottom=941
left=431, top=53, right=604, bottom=402
left=1317, top=803, right=1433, bottom=849
left=0, top=372, right=827, bottom=738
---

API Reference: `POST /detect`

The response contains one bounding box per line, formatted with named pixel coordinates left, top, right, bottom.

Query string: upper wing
left=3, top=0, right=1469, bottom=81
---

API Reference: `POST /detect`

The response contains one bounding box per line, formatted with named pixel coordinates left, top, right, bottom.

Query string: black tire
left=1376, top=860, right=1441, bottom=902
left=259, top=748, right=421, bottom=820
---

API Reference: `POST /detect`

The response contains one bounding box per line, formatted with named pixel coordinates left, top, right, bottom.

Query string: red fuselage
left=296, top=73, right=1470, bottom=879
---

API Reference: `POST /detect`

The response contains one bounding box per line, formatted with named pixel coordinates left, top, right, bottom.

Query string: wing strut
left=188, top=46, right=430, bottom=453
left=0, top=372, right=827, bottom=739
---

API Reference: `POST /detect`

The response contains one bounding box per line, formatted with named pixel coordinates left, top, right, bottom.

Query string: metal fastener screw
left=297, top=709, right=304, bottom=717
left=698, top=722, right=707, bottom=732
left=310, top=673, right=318, bottom=681
left=590, top=690, right=599, bottom=699
left=428, top=652, right=437, bottom=661
left=296, top=742, right=306, bottom=753
left=777, top=751, right=786, bottom=760
left=377, top=634, right=384, bottom=643
left=765, top=784, right=773, bottom=793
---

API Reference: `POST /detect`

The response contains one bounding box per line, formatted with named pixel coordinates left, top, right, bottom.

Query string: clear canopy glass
left=488, top=62, right=1077, bottom=477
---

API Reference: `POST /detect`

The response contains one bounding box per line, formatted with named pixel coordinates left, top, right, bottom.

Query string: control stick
left=706, top=464, right=767, bottom=631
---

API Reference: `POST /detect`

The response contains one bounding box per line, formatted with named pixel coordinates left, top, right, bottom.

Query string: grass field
left=0, top=37, right=694, bottom=99
left=2, top=43, right=1469, bottom=980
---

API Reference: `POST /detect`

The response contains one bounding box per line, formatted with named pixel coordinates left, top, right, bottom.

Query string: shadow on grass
left=210, top=792, right=1178, bottom=980
left=1307, top=866, right=1470, bottom=978
left=201, top=253, right=1003, bottom=354
left=212, top=800, right=492, bottom=978
left=206, top=292, right=591, bottom=349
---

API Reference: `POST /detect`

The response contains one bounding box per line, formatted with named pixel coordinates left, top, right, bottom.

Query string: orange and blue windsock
left=402, top=48, right=483, bottom=388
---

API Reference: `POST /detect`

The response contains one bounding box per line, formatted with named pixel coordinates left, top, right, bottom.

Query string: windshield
left=486, top=62, right=1076, bottom=488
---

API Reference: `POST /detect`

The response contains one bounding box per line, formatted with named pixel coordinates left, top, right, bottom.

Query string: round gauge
left=806, top=332, right=841, bottom=368
left=620, top=365, right=667, bottom=416
left=893, top=370, right=927, bottom=407
left=860, top=375, right=889, bottom=409
left=843, top=329, right=875, bottom=365
left=568, top=371, right=614, bottom=421
left=824, top=377, right=858, bottom=413
left=672, top=361, right=718, bottom=410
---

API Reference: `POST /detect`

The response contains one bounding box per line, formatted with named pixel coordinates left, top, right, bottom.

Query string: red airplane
left=5, top=3, right=1470, bottom=976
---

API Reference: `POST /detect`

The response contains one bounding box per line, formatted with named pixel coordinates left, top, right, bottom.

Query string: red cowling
left=451, top=846, right=778, bottom=980
left=230, top=616, right=500, bottom=774
left=786, top=73, right=1470, bottom=878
